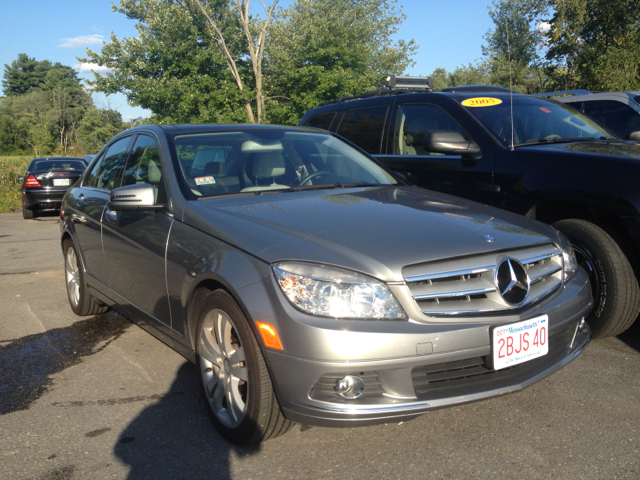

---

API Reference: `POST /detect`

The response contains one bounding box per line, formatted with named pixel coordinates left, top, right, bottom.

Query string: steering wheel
left=299, top=170, right=333, bottom=186
left=543, top=134, right=562, bottom=141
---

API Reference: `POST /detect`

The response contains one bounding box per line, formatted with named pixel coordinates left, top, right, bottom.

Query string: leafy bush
left=0, top=156, right=32, bottom=213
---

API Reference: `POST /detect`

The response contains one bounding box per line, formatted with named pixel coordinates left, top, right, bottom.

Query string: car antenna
left=507, top=22, right=515, bottom=151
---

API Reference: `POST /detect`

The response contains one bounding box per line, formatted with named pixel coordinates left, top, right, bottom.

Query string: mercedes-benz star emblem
left=495, top=258, right=530, bottom=306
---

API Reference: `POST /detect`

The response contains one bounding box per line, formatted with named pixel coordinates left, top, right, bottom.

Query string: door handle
left=105, top=208, right=118, bottom=222
left=77, top=193, right=85, bottom=205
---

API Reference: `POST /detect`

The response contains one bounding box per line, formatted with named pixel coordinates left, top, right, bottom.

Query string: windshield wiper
left=286, top=182, right=382, bottom=192
left=515, top=136, right=610, bottom=147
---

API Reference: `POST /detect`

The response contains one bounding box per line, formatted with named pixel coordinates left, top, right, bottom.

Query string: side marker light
left=256, top=322, right=283, bottom=350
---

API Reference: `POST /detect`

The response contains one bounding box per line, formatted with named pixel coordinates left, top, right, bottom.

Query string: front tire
left=196, top=289, right=293, bottom=445
left=63, top=239, right=108, bottom=316
left=553, top=219, right=640, bottom=338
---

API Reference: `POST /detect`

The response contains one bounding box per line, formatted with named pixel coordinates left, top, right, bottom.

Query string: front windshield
left=171, top=130, right=398, bottom=198
left=460, top=96, right=617, bottom=147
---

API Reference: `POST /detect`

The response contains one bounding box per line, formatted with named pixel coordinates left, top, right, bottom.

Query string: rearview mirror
left=423, top=130, right=481, bottom=157
left=626, top=130, right=640, bottom=142
left=108, top=183, right=164, bottom=212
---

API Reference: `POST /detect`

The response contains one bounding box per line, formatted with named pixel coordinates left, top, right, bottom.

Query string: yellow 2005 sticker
left=461, top=97, right=503, bottom=107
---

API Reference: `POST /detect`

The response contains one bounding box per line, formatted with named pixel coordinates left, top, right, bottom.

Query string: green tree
left=82, top=0, right=279, bottom=124
left=2, top=54, right=51, bottom=96
left=265, top=0, right=417, bottom=125
left=430, top=67, right=450, bottom=91
left=545, top=0, right=640, bottom=91
left=449, top=63, right=492, bottom=87
left=76, top=108, right=124, bottom=153
left=81, top=0, right=250, bottom=123
left=482, top=0, right=544, bottom=92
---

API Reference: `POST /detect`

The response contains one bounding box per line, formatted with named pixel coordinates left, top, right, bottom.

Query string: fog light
left=335, top=375, right=364, bottom=399
left=578, top=318, right=586, bottom=331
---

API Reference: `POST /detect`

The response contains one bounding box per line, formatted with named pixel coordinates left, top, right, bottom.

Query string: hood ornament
left=483, top=234, right=495, bottom=243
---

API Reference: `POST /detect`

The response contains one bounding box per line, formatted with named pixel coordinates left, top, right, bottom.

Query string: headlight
left=557, top=232, right=578, bottom=282
left=272, top=262, right=407, bottom=320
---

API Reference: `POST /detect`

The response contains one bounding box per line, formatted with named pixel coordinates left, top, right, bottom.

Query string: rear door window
left=336, top=106, right=388, bottom=154
left=94, top=136, right=133, bottom=190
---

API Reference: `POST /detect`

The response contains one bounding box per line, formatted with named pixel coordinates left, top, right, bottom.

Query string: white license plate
left=492, top=315, right=548, bottom=370
left=53, top=178, right=70, bottom=186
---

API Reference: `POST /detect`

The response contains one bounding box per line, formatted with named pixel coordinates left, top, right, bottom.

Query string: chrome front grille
left=403, top=244, right=563, bottom=315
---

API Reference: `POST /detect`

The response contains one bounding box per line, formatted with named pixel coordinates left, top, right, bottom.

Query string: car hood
left=518, top=140, right=640, bottom=159
left=185, top=186, right=558, bottom=282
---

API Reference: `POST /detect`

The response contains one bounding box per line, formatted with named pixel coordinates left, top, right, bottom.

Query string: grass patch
left=0, top=156, right=32, bottom=214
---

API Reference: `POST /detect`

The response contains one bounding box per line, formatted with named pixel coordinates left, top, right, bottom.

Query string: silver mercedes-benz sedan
left=60, top=124, right=592, bottom=445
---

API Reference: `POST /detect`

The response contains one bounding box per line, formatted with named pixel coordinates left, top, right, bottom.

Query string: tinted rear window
left=31, top=159, right=86, bottom=171
left=336, top=106, right=388, bottom=154
left=305, top=112, right=336, bottom=131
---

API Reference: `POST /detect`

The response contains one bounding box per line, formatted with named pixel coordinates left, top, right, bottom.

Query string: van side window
left=304, top=112, right=336, bottom=131
left=395, top=104, right=466, bottom=155
left=577, top=100, right=640, bottom=138
left=336, top=106, right=388, bottom=154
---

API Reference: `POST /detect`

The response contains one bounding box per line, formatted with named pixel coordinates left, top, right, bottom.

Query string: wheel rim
left=573, top=243, right=599, bottom=315
left=65, top=247, right=80, bottom=307
left=199, top=308, right=248, bottom=428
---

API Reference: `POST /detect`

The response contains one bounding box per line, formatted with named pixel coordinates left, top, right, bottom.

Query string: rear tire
left=22, top=205, right=35, bottom=219
left=553, top=219, right=640, bottom=338
left=196, top=289, right=293, bottom=445
left=63, top=239, right=109, bottom=316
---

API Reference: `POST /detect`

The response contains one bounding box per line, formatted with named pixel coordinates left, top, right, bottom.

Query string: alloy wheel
left=65, top=247, right=80, bottom=307
left=199, top=308, right=249, bottom=428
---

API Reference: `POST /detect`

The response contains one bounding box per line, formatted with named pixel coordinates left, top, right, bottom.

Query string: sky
left=1, top=0, right=496, bottom=120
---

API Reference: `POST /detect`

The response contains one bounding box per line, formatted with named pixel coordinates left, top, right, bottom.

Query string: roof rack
left=531, top=89, right=591, bottom=98
left=318, top=74, right=434, bottom=107
left=441, top=85, right=519, bottom=94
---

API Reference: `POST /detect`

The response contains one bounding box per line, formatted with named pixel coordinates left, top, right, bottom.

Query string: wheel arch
left=530, top=201, right=640, bottom=278
left=185, top=276, right=263, bottom=356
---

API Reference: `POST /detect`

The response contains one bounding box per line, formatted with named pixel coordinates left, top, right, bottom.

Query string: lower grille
left=412, top=321, right=577, bottom=397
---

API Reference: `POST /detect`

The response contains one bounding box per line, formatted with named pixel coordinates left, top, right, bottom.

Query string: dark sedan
left=20, top=157, right=87, bottom=219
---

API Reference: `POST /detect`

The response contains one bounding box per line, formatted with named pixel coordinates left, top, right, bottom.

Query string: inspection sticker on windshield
left=462, top=97, right=503, bottom=107
left=492, top=315, right=548, bottom=370
left=195, top=176, right=215, bottom=186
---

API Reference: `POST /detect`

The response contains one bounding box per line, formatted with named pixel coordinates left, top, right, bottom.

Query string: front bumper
left=252, top=268, right=592, bottom=428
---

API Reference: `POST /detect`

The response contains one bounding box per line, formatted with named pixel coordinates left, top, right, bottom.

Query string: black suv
left=299, top=80, right=640, bottom=338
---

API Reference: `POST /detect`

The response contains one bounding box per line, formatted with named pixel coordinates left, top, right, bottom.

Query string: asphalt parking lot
left=1, top=211, right=639, bottom=480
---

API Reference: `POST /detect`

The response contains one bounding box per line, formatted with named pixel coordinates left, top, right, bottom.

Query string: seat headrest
left=252, top=152, right=285, bottom=178
left=204, top=161, right=226, bottom=177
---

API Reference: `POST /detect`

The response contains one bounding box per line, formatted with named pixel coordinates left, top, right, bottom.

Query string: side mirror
left=17, top=175, right=24, bottom=182
left=108, top=183, right=164, bottom=212
left=626, top=130, right=640, bottom=142
left=423, top=130, right=481, bottom=157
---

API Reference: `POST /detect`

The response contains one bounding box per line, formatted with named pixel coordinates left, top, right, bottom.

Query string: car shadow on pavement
left=114, top=362, right=260, bottom=480
left=0, top=312, right=130, bottom=415
left=618, top=316, right=640, bottom=353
